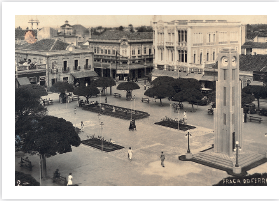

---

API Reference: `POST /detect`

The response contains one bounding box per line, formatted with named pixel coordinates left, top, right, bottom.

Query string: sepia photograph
left=2, top=1, right=278, bottom=200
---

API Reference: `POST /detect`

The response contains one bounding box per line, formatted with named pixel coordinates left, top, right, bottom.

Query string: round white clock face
left=232, top=56, right=237, bottom=66
left=221, top=56, right=228, bottom=66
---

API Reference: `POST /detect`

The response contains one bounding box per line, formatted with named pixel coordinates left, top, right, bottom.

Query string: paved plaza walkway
left=15, top=80, right=267, bottom=186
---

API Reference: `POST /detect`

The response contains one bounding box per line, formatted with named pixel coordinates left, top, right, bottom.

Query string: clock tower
left=214, top=48, right=243, bottom=157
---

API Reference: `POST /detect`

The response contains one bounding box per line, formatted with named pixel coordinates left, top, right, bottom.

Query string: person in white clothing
left=67, top=173, right=73, bottom=186
left=128, top=147, right=133, bottom=161
left=183, top=111, right=187, bottom=124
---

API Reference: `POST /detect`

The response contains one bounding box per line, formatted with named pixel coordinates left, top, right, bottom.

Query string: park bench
left=53, top=176, right=67, bottom=186
left=72, top=95, right=79, bottom=101
left=19, top=157, right=33, bottom=171
left=141, top=97, right=150, bottom=103
left=249, top=116, right=262, bottom=123
left=114, top=93, right=121, bottom=98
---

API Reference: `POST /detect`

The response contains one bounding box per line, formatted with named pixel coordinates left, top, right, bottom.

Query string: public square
left=15, top=79, right=267, bottom=186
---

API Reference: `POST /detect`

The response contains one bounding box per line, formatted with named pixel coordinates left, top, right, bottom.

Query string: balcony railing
left=16, top=64, right=46, bottom=71
left=177, top=42, right=187, bottom=46
left=166, top=42, right=174, bottom=46
left=206, top=42, right=215, bottom=46
left=84, top=64, right=91, bottom=70
left=73, top=66, right=81, bottom=71
left=62, top=67, right=70, bottom=73
left=51, top=68, right=58, bottom=74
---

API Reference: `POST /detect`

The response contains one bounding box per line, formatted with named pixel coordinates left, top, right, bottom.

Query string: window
left=223, top=69, right=227, bottom=80
left=132, top=49, right=135, bottom=55
left=112, top=50, right=115, bottom=55
left=161, top=49, right=163, bottom=61
left=213, top=51, right=215, bottom=61
left=97, top=47, right=99, bottom=54
left=223, top=87, right=226, bottom=106
left=144, top=47, right=147, bottom=54
left=194, top=53, right=196, bottom=63
left=232, top=86, right=235, bottom=106
left=94, top=48, right=97, bottom=53
left=101, top=49, right=103, bottom=54
left=138, top=49, right=141, bottom=54
left=104, top=49, right=107, bottom=54
left=232, top=69, right=236, bottom=80
left=108, top=49, right=111, bottom=55
left=200, top=52, right=202, bottom=64
left=207, top=52, right=209, bottom=61
left=184, top=51, right=187, bottom=63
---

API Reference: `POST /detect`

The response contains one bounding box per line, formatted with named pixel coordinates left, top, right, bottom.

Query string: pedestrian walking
left=74, top=108, right=76, bottom=115
left=183, top=110, right=187, bottom=124
left=128, top=147, right=133, bottom=161
left=81, top=121, right=84, bottom=132
left=105, top=97, right=107, bottom=103
left=160, top=151, right=165, bottom=167
left=67, top=173, right=73, bottom=186
left=144, top=84, right=146, bottom=90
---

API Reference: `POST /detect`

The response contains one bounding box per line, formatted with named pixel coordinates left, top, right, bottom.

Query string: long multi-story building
left=15, top=39, right=97, bottom=88
left=152, top=19, right=245, bottom=85
left=88, top=30, right=153, bottom=80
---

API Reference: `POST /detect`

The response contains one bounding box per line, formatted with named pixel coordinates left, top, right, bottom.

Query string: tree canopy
left=171, top=78, right=201, bottom=93
left=15, top=115, right=81, bottom=178
left=144, top=84, right=176, bottom=105
left=92, top=77, right=116, bottom=88
left=50, top=82, right=74, bottom=94
left=136, top=26, right=153, bottom=32
left=117, top=81, right=140, bottom=91
left=73, top=85, right=100, bottom=102
left=242, top=85, right=267, bottom=109
left=15, top=84, right=47, bottom=118
left=173, top=89, right=204, bottom=111
left=151, top=76, right=175, bottom=87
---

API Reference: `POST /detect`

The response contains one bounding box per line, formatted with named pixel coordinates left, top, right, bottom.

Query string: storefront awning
left=17, top=77, right=31, bottom=86
left=71, top=71, right=99, bottom=79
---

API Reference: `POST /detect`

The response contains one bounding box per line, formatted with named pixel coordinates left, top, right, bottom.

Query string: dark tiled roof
left=61, top=23, right=73, bottom=28
left=18, top=39, right=69, bottom=51
left=241, top=41, right=267, bottom=49
left=90, top=30, right=153, bottom=40
left=246, top=31, right=267, bottom=40
left=15, top=29, right=37, bottom=40
left=210, top=55, right=267, bottom=72
left=239, top=55, right=267, bottom=71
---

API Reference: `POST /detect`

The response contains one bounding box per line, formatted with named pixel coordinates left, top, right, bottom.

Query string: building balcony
left=219, top=41, right=228, bottom=44
left=230, top=41, right=238, bottom=43
left=177, top=41, right=187, bottom=46
left=73, top=66, right=81, bottom=71
left=193, top=43, right=203, bottom=46
left=206, top=42, right=215, bottom=46
left=16, top=64, right=46, bottom=72
left=51, top=68, right=58, bottom=74
left=62, top=67, right=70, bottom=73
left=84, top=65, right=91, bottom=70
left=166, top=42, right=174, bottom=46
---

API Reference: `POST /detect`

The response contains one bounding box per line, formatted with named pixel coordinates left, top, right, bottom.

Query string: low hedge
left=15, top=171, right=40, bottom=186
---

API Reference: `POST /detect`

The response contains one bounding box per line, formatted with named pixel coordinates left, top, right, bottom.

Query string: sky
left=15, top=15, right=267, bottom=29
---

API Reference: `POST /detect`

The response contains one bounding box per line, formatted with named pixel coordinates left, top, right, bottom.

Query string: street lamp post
left=233, top=140, right=242, bottom=174
left=185, top=132, right=192, bottom=153
left=185, top=132, right=193, bottom=159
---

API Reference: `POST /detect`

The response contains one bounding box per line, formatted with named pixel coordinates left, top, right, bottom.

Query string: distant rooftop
left=242, top=41, right=267, bottom=49
left=90, top=30, right=153, bottom=41
left=15, top=39, right=69, bottom=51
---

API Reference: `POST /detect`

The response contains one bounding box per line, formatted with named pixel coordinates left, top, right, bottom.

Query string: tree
left=136, top=26, right=153, bottom=32
left=116, top=81, right=140, bottom=100
left=50, top=81, right=74, bottom=103
left=73, top=85, right=100, bottom=103
left=242, top=85, right=267, bottom=109
left=171, top=78, right=201, bottom=93
left=144, top=84, right=176, bottom=106
left=92, top=77, right=116, bottom=95
left=118, top=26, right=124, bottom=31
left=128, top=24, right=134, bottom=33
left=15, top=84, right=47, bottom=118
left=151, top=76, right=175, bottom=87
left=172, top=89, right=204, bottom=111
left=15, top=115, right=81, bottom=178
left=241, top=91, right=255, bottom=107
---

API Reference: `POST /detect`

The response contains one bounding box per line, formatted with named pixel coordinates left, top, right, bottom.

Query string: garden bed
left=82, top=103, right=150, bottom=120
left=81, top=138, right=124, bottom=152
left=154, top=116, right=196, bottom=131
